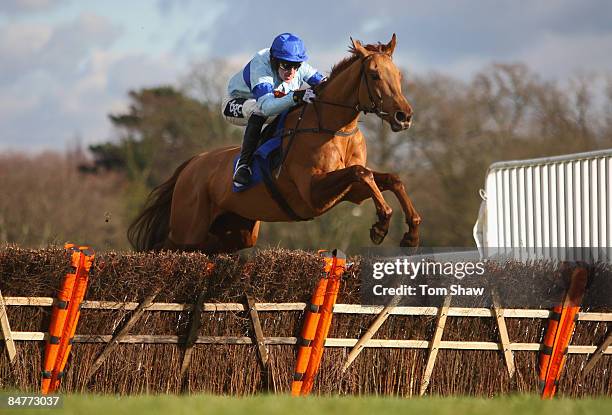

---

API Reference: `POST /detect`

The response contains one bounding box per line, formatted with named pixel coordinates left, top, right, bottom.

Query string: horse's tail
left=127, top=157, right=195, bottom=251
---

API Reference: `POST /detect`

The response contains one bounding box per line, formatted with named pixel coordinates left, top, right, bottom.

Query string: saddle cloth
left=232, top=110, right=289, bottom=192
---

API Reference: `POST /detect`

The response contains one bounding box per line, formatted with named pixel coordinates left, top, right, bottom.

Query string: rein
left=274, top=52, right=391, bottom=177
left=263, top=52, right=389, bottom=220
left=312, top=52, right=390, bottom=117
left=275, top=52, right=390, bottom=172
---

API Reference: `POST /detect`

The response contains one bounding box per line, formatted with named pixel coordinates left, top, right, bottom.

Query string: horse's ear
left=385, top=33, right=397, bottom=56
left=351, top=37, right=369, bottom=57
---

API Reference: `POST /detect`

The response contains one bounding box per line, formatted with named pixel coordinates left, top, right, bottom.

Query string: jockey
left=222, top=33, right=325, bottom=188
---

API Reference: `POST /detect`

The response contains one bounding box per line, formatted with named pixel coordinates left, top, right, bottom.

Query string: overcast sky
left=2, top=0, right=612, bottom=152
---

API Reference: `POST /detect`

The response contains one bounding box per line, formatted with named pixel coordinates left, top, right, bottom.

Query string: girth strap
left=280, top=126, right=359, bottom=138
left=260, top=162, right=312, bottom=222
left=261, top=101, right=358, bottom=222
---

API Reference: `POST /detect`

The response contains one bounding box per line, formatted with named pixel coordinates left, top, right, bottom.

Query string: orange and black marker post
left=291, top=275, right=329, bottom=395
left=539, top=265, right=587, bottom=399
left=41, top=243, right=94, bottom=395
left=291, top=249, right=346, bottom=396
left=41, top=244, right=78, bottom=395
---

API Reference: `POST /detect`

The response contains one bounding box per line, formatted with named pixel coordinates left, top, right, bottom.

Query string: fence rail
left=0, top=332, right=610, bottom=354
left=3, top=296, right=612, bottom=320
left=1, top=296, right=611, bottom=355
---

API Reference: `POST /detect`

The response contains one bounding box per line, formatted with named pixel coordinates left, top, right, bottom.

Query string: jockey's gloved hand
left=293, top=89, right=316, bottom=104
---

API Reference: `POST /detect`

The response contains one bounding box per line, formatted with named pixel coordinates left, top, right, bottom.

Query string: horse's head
left=351, top=34, right=413, bottom=132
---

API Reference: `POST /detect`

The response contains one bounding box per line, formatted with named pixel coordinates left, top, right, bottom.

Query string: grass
left=3, top=394, right=611, bottom=415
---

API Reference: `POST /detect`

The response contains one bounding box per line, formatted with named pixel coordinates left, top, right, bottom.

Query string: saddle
left=231, top=110, right=290, bottom=193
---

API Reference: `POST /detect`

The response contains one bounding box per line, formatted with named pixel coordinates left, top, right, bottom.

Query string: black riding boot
left=233, top=114, right=267, bottom=187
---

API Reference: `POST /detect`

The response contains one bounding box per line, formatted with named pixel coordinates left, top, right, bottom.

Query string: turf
left=4, top=394, right=612, bottom=415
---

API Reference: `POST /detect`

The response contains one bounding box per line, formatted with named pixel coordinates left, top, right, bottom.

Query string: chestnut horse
left=128, top=34, right=421, bottom=253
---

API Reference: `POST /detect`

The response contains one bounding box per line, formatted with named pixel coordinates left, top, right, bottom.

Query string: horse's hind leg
left=166, top=208, right=260, bottom=254
left=166, top=173, right=220, bottom=252
left=162, top=233, right=225, bottom=253
left=210, top=212, right=261, bottom=253
left=310, top=165, right=393, bottom=245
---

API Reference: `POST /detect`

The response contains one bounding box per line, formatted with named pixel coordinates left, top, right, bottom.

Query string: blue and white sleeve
left=256, top=89, right=296, bottom=117
left=301, top=62, right=325, bottom=86
left=249, top=61, right=296, bottom=116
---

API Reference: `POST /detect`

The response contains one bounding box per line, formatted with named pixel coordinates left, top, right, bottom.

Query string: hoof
left=370, top=226, right=388, bottom=245
left=400, top=232, right=419, bottom=248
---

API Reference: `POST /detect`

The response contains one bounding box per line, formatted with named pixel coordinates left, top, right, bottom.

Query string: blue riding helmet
left=270, top=33, right=308, bottom=62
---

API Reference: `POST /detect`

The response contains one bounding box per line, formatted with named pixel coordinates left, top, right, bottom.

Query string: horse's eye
left=371, top=73, right=381, bottom=81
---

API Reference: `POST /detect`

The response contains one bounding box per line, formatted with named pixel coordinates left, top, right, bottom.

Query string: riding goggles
left=278, top=60, right=302, bottom=71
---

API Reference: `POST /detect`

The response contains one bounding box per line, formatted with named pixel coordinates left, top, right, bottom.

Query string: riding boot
left=233, top=114, right=266, bottom=187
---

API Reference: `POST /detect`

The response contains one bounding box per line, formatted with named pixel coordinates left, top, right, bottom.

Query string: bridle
left=275, top=52, right=392, bottom=177
left=268, top=52, right=394, bottom=220
left=313, top=52, right=391, bottom=118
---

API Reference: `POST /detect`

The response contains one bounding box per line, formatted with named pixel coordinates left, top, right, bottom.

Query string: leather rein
left=276, top=52, right=390, bottom=169
left=312, top=52, right=391, bottom=119
left=280, top=51, right=390, bottom=140
left=264, top=53, right=390, bottom=221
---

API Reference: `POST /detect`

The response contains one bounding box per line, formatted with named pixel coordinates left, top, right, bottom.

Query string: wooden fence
left=1, top=295, right=611, bottom=395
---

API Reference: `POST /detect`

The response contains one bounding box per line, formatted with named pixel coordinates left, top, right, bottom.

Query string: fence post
left=492, top=291, right=515, bottom=378
left=419, top=295, right=451, bottom=396
left=87, top=287, right=161, bottom=381
left=582, top=331, right=612, bottom=376
left=0, top=289, right=16, bottom=363
left=180, top=290, right=206, bottom=392
left=342, top=295, right=400, bottom=373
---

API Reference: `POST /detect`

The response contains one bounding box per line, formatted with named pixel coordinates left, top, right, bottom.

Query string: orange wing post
left=41, top=244, right=95, bottom=395
left=291, top=275, right=329, bottom=395
left=296, top=249, right=346, bottom=396
left=41, top=244, right=78, bottom=395
left=539, top=266, right=587, bottom=399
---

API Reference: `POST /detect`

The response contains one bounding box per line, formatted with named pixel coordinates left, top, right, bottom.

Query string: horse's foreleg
left=372, top=172, right=421, bottom=247
left=340, top=171, right=421, bottom=247
left=310, top=165, right=393, bottom=244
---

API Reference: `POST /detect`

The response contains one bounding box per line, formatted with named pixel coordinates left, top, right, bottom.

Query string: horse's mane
left=326, top=42, right=388, bottom=82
